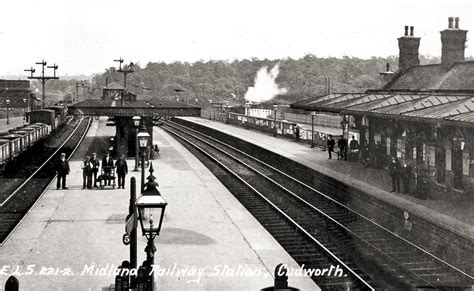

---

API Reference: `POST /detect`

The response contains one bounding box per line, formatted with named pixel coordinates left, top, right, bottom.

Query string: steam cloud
left=244, top=64, right=287, bottom=103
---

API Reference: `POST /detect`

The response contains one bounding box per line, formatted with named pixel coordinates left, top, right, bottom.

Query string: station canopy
left=69, top=99, right=201, bottom=117
left=291, top=92, right=474, bottom=126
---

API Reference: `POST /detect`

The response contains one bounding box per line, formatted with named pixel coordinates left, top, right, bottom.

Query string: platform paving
left=182, top=117, right=474, bottom=239
left=0, top=116, right=28, bottom=133
left=0, top=117, right=317, bottom=290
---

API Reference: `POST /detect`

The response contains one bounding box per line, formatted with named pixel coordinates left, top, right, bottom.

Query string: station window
left=435, top=145, right=446, bottom=184
left=462, top=152, right=470, bottom=176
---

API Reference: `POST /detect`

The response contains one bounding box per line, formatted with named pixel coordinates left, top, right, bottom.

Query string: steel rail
left=163, top=124, right=375, bottom=290
left=0, top=117, right=91, bottom=246
left=165, top=120, right=474, bottom=281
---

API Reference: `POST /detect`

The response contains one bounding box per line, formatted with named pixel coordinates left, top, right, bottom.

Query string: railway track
left=0, top=116, right=91, bottom=244
left=162, top=121, right=474, bottom=290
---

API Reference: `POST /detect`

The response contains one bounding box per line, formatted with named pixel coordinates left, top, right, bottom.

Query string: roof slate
left=384, top=61, right=474, bottom=91
left=291, top=93, right=474, bottom=125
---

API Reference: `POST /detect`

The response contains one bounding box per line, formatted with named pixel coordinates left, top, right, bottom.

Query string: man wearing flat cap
left=55, top=152, right=70, bottom=189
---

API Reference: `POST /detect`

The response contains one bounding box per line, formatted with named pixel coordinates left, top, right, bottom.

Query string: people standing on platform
left=349, top=135, right=360, bottom=162
left=402, top=162, right=412, bottom=194
left=90, top=153, right=100, bottom=187
left=327, top=135, right=335, bottom=159
left=82, top=156, right=92, bottom=189
left=102, top=152, right=114, bottom=186
left=388, top=156, right=401, bottom=193
left=55, top=152, right=70, bottom=190
left=337, top=135, right=347, bottom=160
left=115, top=154, right=128, bottom=189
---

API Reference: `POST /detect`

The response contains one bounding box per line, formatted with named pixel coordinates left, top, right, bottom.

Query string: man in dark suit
left=337, top=135, right=347, bottom=160
left=115, top=154, right=128, bottom=189
left=82, top=156, right=92, bottom=189
left=90, top=152, right=100, bottom=187
left=389, top=156, right=402, bottom=193
left=349, top=135, right=360, bottom=162
left=56, top=152, right=70, bottom=189
left=102, top=152, right=114, bottom=185
left=327, top=135, right=335, bottom=159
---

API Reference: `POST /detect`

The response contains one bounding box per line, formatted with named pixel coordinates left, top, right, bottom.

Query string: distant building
left=0, top=80, right=32, bottom=108
left=102, top=81, right=137, bottom=102
left=102, top=82, right=124, bottom=100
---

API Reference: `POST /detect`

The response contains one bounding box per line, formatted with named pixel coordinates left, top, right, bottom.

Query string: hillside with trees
left=31, top=54, right=450, bottom=106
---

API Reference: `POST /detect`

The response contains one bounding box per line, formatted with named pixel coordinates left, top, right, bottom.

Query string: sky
left=0, top=0, right=472, bottom=77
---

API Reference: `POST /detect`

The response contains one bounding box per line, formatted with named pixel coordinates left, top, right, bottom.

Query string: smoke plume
left=244, top=63, right=287, bottom=103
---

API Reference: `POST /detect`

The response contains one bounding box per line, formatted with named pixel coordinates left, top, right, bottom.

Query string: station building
left=0, top=80, right=33, bottom=109
left=291, top=17, right=474, bottom=198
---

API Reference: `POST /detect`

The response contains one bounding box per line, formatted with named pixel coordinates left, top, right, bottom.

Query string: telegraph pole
left=25, top=60, right=59, bottom=108
left=24, top=67, right=36, bottom=108
left=81, top=81, right=88, bottom=100
left=114, top=57, right=134, bottom=106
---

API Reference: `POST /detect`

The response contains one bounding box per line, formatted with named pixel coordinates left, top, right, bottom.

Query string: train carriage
left=0, top=109, right=66, bottom=174
left=17, top=126, right=38, bottom=144
left=27, top=110, right=55, bottom=129
left=9, top=130, right=31, bottom=148
left=32, top=123, right=49, bottom=138
left=0, top=134, right=22, bottom=159
left=0, top=139, right=10, bottom=167
left=20, top=123, right=49, bottom=143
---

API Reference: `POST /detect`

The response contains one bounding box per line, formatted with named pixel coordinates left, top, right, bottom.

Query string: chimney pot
left=410, top=26, right=414, bottom=36
left=404, top=26, right=409, bottom=36
left=441, top=16, right=467, bottom=68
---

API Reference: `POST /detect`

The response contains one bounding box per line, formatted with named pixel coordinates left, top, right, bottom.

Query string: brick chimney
left=440, top=17, right=468, bottom=69
left=398, top=26, right=420, bottom=71
left=380, top=62, right=395, bottom=84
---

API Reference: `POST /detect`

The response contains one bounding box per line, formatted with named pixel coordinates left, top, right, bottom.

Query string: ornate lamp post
left=341, top=115, right=349, bottom=141
left=5, top=99, right=10, bottom=125
left=311, top=111, right=316, bottom=148
left=136, top=167, right=167, bottom=291
left=133, top=116, right=141, bottom=171
left=273, top=104, right=278, bottom=137
left=137, top=125, right=151, bottom=192
left=22, top=98, right=27, bottom=121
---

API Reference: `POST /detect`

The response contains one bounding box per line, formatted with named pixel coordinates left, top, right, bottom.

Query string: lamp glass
left=137, top=132, right=150, bottom=148
left=133, top=116, right=141, bottom=127
left=136, top=194, right=167, bottom=237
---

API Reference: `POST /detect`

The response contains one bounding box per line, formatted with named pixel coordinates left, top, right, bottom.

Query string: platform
left=180, top=117, right=474, bottom=239
left=0, top=116, right=28, bottom=133
left=0, top=117, right=316, bottom=290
